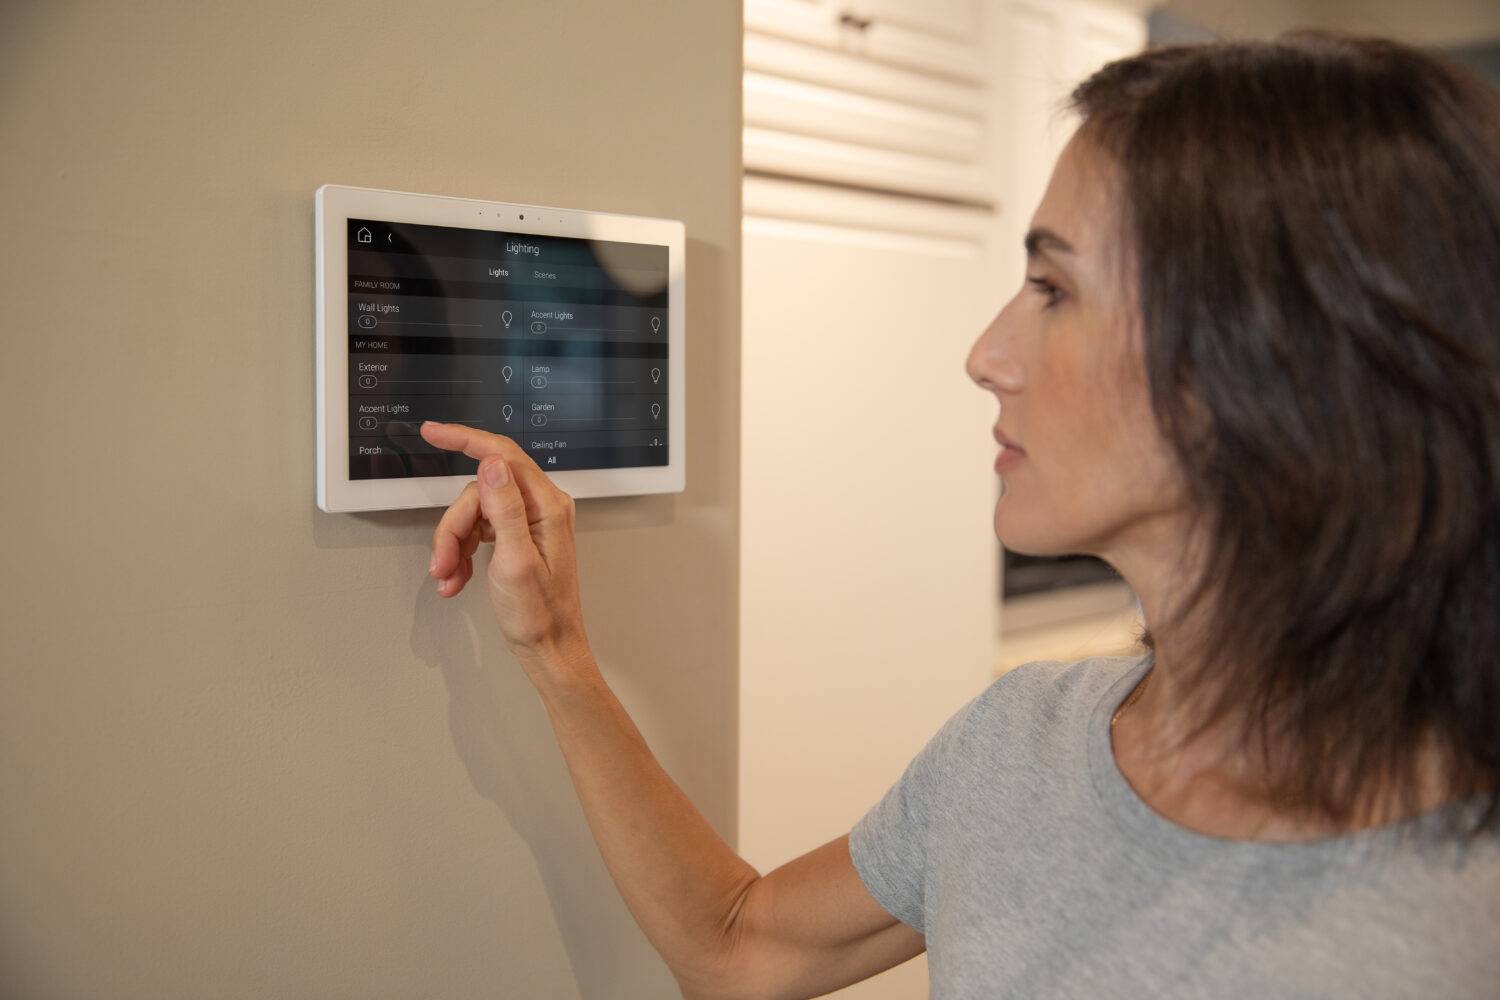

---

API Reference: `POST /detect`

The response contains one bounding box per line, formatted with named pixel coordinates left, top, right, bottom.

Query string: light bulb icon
left=501, top=310, right=513, bottom=328
left=650, top=368, right=661, bottom=384
left=502, top=404, right=514, bottom=423
left=650, top=402, right=662, bottom=420
left=650, top=316, right=661, bottom=333
left=502, top=366, right=513, bottom=383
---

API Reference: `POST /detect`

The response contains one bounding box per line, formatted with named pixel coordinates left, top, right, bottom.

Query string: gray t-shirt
left=850, top=656, right=1500, bottom=999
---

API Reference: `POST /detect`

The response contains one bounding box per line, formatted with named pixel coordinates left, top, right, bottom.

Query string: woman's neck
left=1113, top=627, right=1454, bottom=842
left=1104, top=533, right=1451, bottom=842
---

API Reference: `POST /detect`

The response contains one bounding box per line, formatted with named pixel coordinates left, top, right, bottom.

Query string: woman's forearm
left=530, top=650, right=760, bottom=995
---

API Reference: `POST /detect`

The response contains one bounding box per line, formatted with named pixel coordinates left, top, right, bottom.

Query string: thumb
left=475, top=456, right=535, bottom=555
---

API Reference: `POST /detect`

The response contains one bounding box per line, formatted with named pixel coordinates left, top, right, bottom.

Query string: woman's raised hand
left=418, top=426, right=921, bottom=996
left=420, top=421, right=589, bottom=673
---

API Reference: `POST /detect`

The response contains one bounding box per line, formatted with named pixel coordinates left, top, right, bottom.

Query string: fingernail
left=483, top=459, right=508, bottom=488
left=428, top=559, right=438, bottom=577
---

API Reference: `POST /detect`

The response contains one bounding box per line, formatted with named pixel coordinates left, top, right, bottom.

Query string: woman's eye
left=1026, top=275, right=1064, bottom=308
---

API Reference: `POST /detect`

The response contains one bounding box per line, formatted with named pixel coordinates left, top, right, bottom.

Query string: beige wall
left=0, top=3, right=741, bottom=997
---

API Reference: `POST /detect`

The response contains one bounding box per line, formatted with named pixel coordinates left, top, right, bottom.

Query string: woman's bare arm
left=421, top=422, right=924, bottom=1000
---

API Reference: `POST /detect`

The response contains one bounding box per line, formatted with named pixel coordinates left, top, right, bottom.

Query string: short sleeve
left=848, top=696, right=978, bottom=934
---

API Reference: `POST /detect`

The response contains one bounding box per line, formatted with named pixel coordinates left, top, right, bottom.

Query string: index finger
left=421, top=420, right=569, bottom=523
left=426, top=419, right=564, bottom=491
left=420, top=421, right=523, bottom=462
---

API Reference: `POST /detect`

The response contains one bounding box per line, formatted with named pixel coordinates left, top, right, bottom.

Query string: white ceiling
left=1156, top=0, right=1500, bottom=48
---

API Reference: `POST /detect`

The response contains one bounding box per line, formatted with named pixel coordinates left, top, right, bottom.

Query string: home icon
left=356, top=227, right=373, bottom=243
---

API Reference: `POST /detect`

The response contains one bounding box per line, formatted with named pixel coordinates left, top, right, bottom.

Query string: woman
left=421, top=33, right=1499, bottom=998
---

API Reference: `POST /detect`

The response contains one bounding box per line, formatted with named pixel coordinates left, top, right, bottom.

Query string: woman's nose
left=967, top=299, right=1025, bottom=395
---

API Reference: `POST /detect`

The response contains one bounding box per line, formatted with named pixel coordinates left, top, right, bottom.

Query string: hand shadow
left=408, top=581, right=676, bottom=998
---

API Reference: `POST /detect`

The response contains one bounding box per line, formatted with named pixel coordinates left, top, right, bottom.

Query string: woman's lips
left=993, top=430, right=1025, bottom=474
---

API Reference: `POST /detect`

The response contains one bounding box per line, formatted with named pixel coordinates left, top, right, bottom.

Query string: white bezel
left=315, top=184, right=686, bottom=512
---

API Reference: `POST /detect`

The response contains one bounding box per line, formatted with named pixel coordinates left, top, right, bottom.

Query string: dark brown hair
left=1074, top=34, right=1500, bottom=835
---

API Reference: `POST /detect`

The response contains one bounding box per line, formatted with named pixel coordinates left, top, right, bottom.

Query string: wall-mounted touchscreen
left=316, top=186, right=685, bottom=512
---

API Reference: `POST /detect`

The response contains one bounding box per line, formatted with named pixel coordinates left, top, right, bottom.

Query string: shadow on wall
left=407, top=581, right=647, bottom=1000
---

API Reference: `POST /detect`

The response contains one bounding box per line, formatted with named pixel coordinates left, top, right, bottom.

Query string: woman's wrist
left=516, top=635, right=603, bottom=697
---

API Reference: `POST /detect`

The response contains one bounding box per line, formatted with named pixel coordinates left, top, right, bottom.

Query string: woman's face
left=967, top=133, right=1187, bottom=563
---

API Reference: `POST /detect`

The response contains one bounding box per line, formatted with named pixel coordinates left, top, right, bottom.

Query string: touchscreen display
left=344, top=218, right=669, bottom=480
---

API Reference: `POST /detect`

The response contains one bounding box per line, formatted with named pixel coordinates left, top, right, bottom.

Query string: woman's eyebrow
left=1024, top=227, right=1076, bottom=259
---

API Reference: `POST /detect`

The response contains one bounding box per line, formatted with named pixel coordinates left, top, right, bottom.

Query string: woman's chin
left=994, top=508, right=1079, bottom=559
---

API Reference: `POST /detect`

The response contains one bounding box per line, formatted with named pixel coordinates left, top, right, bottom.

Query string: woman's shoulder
left=936, top=653, right=1148, bottom=757
left=973, top=653, right=1147, bottom=717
